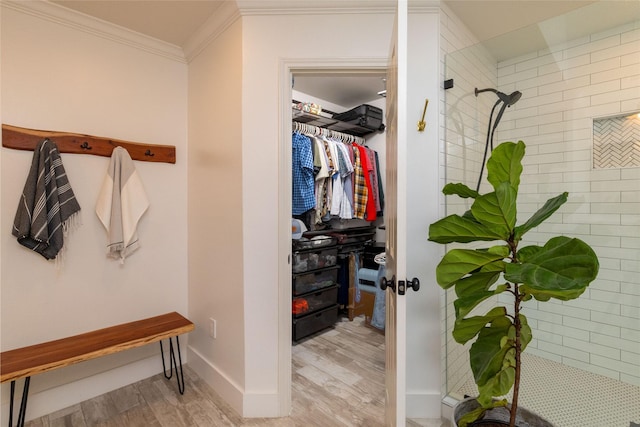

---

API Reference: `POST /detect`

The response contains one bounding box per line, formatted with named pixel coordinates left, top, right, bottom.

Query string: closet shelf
left=2, top=124, right=176, bottom=164
left=292, top=109, right=377, bottom=137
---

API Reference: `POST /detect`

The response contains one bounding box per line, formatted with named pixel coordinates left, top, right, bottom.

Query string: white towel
left=96, top=146, right=149, bottom=263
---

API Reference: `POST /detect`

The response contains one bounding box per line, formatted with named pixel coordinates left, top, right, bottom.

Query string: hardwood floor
left=25, top=316, right=446, bottom=427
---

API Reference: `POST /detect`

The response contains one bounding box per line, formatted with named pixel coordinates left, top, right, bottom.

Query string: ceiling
left=48, top=0, right=639, bottom=106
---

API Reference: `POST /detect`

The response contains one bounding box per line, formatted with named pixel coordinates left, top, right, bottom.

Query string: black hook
left=80, top=141, right=92, bottom=150
left=144, top=149, right=154, bottom=157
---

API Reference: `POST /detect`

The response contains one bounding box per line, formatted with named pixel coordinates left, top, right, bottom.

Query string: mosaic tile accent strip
left=593, top=114, right=640, bottom=169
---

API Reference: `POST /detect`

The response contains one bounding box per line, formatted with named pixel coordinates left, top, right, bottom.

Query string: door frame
left=277, top=58, right=388, bottom=416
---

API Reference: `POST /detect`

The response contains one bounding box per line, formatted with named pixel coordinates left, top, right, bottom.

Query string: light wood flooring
left=25, top=316, right=446, bottom=427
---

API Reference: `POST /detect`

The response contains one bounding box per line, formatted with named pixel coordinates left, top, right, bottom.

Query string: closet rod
left=2, top=124, right=176, bottom=164
left=293, top=121, right=365, bottom=145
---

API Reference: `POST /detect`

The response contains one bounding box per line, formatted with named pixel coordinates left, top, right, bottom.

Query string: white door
left=384, top=2, right=408, bottom=426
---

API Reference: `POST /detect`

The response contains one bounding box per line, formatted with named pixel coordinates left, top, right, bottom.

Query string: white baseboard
left=187, top=345, right=281, bottom=418
left=407, top=391, right=444, bottom=418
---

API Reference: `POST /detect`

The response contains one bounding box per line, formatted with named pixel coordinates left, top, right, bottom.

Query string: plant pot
left=454, top=397, right=555, bottom=427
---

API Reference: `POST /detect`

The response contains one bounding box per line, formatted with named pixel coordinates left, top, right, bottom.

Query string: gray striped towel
left=12, top=139, right=81, bottom=260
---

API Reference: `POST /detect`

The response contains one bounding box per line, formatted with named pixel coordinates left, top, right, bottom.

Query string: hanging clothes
left=291, top=127, right=384, bottom=223
left=292, top=132, right=315, bottom=215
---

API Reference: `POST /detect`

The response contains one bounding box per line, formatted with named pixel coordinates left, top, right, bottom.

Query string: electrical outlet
left=208, top=318, right=216, bottom=339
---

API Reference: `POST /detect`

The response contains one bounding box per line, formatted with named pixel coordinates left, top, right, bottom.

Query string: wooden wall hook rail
left=2, top=124, right=176, bottom=164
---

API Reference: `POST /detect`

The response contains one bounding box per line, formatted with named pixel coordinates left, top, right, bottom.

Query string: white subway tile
left=526, top=347, right=563, bottom=363
left=564, top=336, right=621, bottom=360
left=591, top=40, right=639, bottom=62
left=565, top=35, right=620, bottom=59
left=539, top=97, right=592, bottom=115
left=515, top=52, right=558, bottom=73
left=563, top=56, right=620, bottom=80
left=592, top=310, right=640, bottom=329
left=590, top=354, right=640, bottom=377
left=592, top=332, right=640, bottom=354
left=621, top=191, right=640, bottom=203
left=593, top=203, right=640, bottom=215
left=565, top=80, right=620, bottom=101
left=540, top=160, right=592, bottom=174
left=566, top=102, right=622, bottom=121
left=563, top=357, right=621, bottom=380
left=621, top=27, right=640, bottom=44
left=622, top=98, right=640, bottom=113
left=538, top=300, right=591, bottom=320
left=621, top=373, right=640, bottom=387
left=621, top=73, right=640, bottom=90
left=621, top=51, right=640, bottom=67
left=537, top=319, right=590, bottom=341
left=622, top=237, right=640, bottom=249
left=598, top=268, right=639, bottom=284
left=621, top=259, right=640, bottom=273
left=591, top=180, right=640, bottom=192
left=575, top=293, right=625, bottom=316
left=538, top=340, right=590, bottom=362
left=593, top=246, right=639, bottom=261
left=621, top=304, right=640, bottom=319
left=539, top=182, right=591, bottom=194
left=593, top=87, right=640, bottom=106
left=621, top=327, right=640, bottom=342
left=620, top=168, right=640, bottom=180
left=540, top=75, right=591, bottom=96
left=563, top=315, right=621, bottom=337
left=622, top=214, right=640, bottom=226
left=588, top=279, right=621, bottom=293
left=591, top=62, right=640, bottom=84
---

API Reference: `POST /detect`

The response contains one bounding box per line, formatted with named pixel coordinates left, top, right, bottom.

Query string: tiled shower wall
left=497, top=21, right=640, bottom=387
left=439, top=4, right=500, bottom=397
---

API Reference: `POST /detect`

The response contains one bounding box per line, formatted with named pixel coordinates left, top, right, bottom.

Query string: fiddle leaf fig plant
left=428, top=141, right=599, bottom=427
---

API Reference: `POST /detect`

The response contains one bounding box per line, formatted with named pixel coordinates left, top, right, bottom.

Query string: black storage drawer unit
left=332, top=104, right=384, bottom=132
left=293, top=265, right=339, bottom=295
left=292, top=284, right=339, bottom=318
left=292, top=246, right=338, bottom=273
left=293, top=304, right=339, bottom=341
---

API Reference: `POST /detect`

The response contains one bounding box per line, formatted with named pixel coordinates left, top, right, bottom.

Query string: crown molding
left=236, top=0, right=395, bottom=16
left=183, top=1, right=241, bottom=63
left=2, top=1, right=186, bottom=63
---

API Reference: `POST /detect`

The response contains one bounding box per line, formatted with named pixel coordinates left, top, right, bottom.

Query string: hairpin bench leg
left=159, top=336, right=185, bottom=395
left=8, top=377, right=31, bottom=427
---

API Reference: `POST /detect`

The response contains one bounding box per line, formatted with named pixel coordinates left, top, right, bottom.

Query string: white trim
left=183, top=1, right=241, bottom=63
left=278, top=57, right=387, bottom=418
left=187, top=346, right=245, bottom=416
left=1, top=1, right=185, bottom=63
left=406, top=391, right=445, bottom=418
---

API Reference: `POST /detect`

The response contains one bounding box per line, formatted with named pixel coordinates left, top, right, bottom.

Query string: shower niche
left=593, top=112, right=640, bottom=169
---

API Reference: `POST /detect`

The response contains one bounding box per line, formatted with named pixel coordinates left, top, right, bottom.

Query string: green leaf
left=519, top=314, right=532, bottom=352
left=443, top=182, right=480, bottom=199
left=455, top=285, right=508, bottom=320
left=514, top=192, right=568, bottom=240
left=436, top=249, right=507, bottom=289
left=470, top=183, right=517, bottom=238
left=428, top=214, right=503, bottom=244
left=477, top=368, right=515, bottom=406
left=470, top=316, right=514, bottom=386
left=454, top=271, right=501, bottom=298
left=516, top=245, right=543, bottom=262
left=486, top=141, right=525, bottom=192
left=453, top=307, right=506, bottom=344
left=505, top=236, right=600, bottom=301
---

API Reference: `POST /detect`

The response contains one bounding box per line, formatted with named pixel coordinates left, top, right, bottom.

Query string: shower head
left=475, top=87, right=522, bottom=106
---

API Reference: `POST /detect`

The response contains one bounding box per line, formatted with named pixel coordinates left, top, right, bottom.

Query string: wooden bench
left=0, top=312, right=194, bottom=427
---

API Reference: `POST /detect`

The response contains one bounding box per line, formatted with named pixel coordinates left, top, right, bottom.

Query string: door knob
left=397, top=278, right=420, bottom=295
left=380, top=275, right=396, bottom=293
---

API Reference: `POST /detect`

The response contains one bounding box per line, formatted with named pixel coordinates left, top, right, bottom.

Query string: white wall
left=0, top=3, right=188, bottom=422
left=186, top=15, right=247, bottom=414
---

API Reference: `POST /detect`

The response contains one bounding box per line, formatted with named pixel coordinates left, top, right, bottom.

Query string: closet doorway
left=288, top=68, right=389, bottom=423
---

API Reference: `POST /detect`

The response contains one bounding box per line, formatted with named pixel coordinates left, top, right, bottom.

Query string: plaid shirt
left=292, top=132, right=315, bottom=215
left=352, top=145, right=368, bottom=219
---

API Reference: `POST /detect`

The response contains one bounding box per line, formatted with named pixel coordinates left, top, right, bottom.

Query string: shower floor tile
left=454, top=353, right=640, bottom=427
